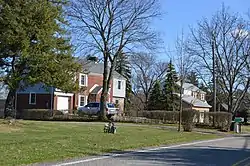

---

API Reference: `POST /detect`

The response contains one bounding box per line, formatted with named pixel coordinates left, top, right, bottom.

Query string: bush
left=139, top=111, right=179, bottom=124
left=182, top=110, right=198, bottom=132
left=201, top=112, right=232, bottom=131
left=20, top=109, right=52, bottom=120
left=112, top=115, right=162, bottom=124
left=20, top=109, right=71, bottom=120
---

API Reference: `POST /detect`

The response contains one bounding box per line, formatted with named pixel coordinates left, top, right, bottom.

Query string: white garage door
left=57, top=96, right=69, bottom=110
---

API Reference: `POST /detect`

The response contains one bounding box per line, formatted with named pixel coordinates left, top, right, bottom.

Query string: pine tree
left=187, top=71, right=199, bottom=87
left=115, top=52, right=132, bottom=111
left=0, top=0, right=81, bottom=117
left=148, top=80, right=162, bottom=110
left=163, top=60, right=179, bottom=111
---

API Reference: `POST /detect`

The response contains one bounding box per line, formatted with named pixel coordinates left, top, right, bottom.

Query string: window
left=118, top=80, right=121, bottom=89
left=79, top=74, right=87, bottom=86
left=193, top=92, right=197, bottom=98
left=29, top=93, right=36, bottom=105
left=107, top=103, right=115, bottom=108
left=201, top=94, right=205, bottom=100
left=79, top=96, right=85, bottom=107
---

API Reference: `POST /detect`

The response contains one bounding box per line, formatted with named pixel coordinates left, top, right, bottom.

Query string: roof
left=181, top=95, right=212, bottom=108
left=82, top=62, right=126, bottom=80
left=0, top=82, right=9, bottom=100
left=177, top=82, right=206, bottom=94
left=90, top=86, right=102, bottom=94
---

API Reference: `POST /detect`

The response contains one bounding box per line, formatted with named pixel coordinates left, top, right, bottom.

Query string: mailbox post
left=234, top=117, right=244, bottom=133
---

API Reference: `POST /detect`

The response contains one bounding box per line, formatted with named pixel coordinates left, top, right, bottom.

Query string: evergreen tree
left=115, top=52, right=132, bottom=111
left=187, top=71, right=199, bottom=87
left=148, top=80, right=162, bottom=110
left=163, top=60, right=179, bottom=111
left=0, top=0, right=81, bottom=117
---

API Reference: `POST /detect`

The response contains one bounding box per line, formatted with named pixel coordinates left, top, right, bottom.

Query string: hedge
left=203, top=112, right=232, bottom=131
left=138, top=111, right=179, bottom=124
left=20, top=109, right=65, bottom=120
left=16, top=109, right=232, bottom=132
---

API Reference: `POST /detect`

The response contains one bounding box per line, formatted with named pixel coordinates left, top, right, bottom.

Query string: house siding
left=112, top=78, right=126, bottom=98
left=17, top=94, right=52, bottom=110
left=113, top=97, right=125, bottom=113
left=74, top=73, right=113, bottom=107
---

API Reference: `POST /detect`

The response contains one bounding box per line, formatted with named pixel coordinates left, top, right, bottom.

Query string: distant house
left=177, top=82, right=212, bottom=123
left=16, top=61, right=126, bottom=113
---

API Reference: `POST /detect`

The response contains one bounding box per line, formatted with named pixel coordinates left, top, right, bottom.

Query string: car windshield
left=85, top=103, right=99, bottom=107
left=93, top=103, right=100, bottom=107
left=107, top=103, right=115, bottom=108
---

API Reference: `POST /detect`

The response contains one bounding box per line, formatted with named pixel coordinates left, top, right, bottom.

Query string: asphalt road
left=39, top=136, right=250, bottom=166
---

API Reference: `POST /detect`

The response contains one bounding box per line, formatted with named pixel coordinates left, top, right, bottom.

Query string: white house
left=112, top=72, right=126, bottom=112
left=177, top=82, right=212, bottom=123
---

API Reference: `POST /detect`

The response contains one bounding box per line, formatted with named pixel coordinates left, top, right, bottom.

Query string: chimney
left=87, top=55, right=98, bottom=63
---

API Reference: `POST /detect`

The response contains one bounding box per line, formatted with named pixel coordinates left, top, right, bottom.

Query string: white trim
left=54, top=92, right=74, bottom=97
left=79, top=73, right=88, bottom=87
left=29, top=93, right=36, bottom=105
left=53, top=137, right=235, bottom=166
left=78, top=95, right=87, bottom=107
left=89, top=84, right=99, bottom=93
left=85, top=95, right=88, bottom=105
left=97, top=88, right=103, bottom=94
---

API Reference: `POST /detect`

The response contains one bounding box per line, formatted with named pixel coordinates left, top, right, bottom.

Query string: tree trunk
left=4, top=90, right=16, bottom=119
left=178, top=79, right=183, bottom=132
left=145, top=92, right=149, bottom=110
left=228, top=92, right=233, bottom=114
left=100, top=56, right=109, bottom=121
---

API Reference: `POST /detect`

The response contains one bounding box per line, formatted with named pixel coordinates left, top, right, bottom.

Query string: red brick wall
left=74, top=74, right=114, bottom=106
left=87, top=74, right=113, bottom=102
left=17, top=94, right=51, bottom=110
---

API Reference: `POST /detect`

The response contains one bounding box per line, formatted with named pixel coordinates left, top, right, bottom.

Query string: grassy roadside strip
left=0, top=120, right=221, bottom=166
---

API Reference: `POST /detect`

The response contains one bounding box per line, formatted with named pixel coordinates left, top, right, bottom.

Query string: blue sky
left=153, top=0, right=249, bottom=61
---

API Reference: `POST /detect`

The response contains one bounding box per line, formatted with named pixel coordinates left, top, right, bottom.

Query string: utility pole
left=212, top=39, right=217, bottom=112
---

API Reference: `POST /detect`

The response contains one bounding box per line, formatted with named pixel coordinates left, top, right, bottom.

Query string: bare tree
left=174, top=32, right=194, bottom=132
left=131, top=52, right=167, bottom=110
left=68, top=0, right=160, bottom=120
left=186, top=6, right=250, bottom=114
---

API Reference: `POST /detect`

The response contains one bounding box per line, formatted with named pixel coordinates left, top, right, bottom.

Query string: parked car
left=78, top=102, right=118, bottom=116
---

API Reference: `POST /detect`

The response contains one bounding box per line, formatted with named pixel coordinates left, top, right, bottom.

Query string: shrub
left=21, top=109, right=52, bottom=120
left=112, top=115, right=161, bottom=124
left=182, top=109, right=197, bottom=132
left=201, top=112, right=232, bottom=131
left=52, top=114, right=99, bottom=122
left=20, top=109, right=70, bottom=120
left=139, top=111, right=179, bottom=124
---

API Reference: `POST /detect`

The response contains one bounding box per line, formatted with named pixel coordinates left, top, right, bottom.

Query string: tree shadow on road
left=114, top=137, right=250, bottom=166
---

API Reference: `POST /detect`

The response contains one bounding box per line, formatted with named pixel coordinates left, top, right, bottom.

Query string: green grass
left=242, top=125, right=250, bottom=133
left=0, top=120, right=220, bottom=166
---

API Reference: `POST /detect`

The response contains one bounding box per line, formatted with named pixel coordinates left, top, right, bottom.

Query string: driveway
left=37, top=136, right=250, bottom=166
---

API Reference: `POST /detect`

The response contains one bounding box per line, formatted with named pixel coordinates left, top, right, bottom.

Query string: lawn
left=0, top=120, right=220, bottom=166
left=242, top=125, right=250, bottom=133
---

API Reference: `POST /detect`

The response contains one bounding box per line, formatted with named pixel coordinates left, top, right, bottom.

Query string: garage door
left=57, top=96, right=69, bottom=110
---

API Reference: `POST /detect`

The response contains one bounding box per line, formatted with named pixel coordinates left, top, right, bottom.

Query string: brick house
left=16, top=62, right=126, bottom=112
